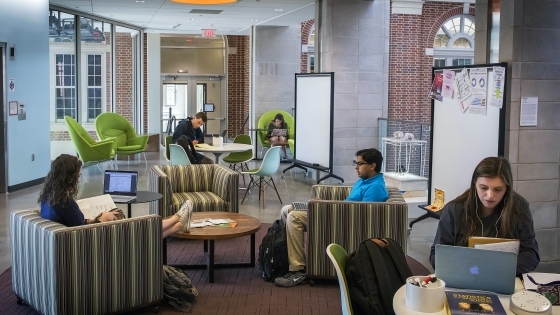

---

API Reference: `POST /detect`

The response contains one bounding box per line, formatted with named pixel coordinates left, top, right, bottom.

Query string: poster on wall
left=428, top=73, right=443, bottom=101
left=454, top=68, right=474, bottom=113
left=520, top=97, right=538, bottom=126
left=442, top=69, right=455, bottom=98
left=490, top=66, right=505, bottom=108
left=469, top=68, right=488, bottom=115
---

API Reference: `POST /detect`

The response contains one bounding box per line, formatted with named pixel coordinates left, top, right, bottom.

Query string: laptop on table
left=435, top=244, right=517, bottom=294
left=103, top=170, right=138, bottom=203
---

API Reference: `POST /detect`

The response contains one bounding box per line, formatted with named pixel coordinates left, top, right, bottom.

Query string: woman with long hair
left=266, top=113, right=289, bottom=157
left=39, top=154, right=190, bottom=238
left=429, top=156, right=539, bottom=275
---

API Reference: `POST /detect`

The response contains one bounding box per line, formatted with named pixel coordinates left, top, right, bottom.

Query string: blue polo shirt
left=40, top=199, right=85, bottom=227
left=345, top=173, right=389, bottom=202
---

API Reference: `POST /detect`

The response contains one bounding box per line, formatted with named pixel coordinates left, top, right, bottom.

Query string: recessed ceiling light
left=251, top=19, right=258, bottom=22
left=275, top=9, right=283, bottom=12
left=135, top=0, right=145, bottom=3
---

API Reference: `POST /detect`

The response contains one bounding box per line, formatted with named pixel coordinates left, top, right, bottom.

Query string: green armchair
left=64, top=116, right=115, bottom=169
left=95, top=112, right=149, bottom=164
left=257, top=110, right=295, bottom=158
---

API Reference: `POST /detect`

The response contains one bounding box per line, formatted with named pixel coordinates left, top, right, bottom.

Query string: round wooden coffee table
left=164, top=212, right=261, bottom=283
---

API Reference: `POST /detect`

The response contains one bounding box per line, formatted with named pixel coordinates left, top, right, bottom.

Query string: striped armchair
left=149, top=164, right=239, bottom=218
left=307, top=185, right=408, bottom=279
left=10, top=209, right=163, bottom=315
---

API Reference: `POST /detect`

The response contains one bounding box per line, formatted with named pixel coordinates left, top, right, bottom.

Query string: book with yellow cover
left=445, top=290, right=506, bottom=315
left=468, top=236, right=519, bottom=254
left=426, top=188, right=445, bottom=211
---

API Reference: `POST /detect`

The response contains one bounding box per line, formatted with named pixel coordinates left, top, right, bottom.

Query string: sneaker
left=274, top=270, right=307, bottom=287
left=179, top=200, right=193, bottom=232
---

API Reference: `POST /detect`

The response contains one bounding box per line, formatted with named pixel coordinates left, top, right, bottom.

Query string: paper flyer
left=468, top=68, right=488, bottom=115
left=428, top=73, right=443, bottom=101
left=442, top=69, right=455, bottom=98
left=454, top=68, right=474, bottom=113
left=490, top=66, right=505, bottom=108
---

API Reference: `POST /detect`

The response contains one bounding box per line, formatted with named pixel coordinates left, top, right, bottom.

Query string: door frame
left=0, top=43, right=8, bottom=192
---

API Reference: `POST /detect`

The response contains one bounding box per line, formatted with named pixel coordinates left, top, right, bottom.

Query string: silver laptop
left=271, top=129, right=287, bottom=137
left=435, top=244, right=517, bottom=294
left=103, top=170, right=138, bottom=203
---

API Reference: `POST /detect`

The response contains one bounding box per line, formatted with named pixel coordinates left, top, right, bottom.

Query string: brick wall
left=300, top=19, right=314, bottom=73
left=226, top=35, right=250, bottom=138
left=388, top=3, right=475, bottom=124
left=115, top=32, right=133, bottom=121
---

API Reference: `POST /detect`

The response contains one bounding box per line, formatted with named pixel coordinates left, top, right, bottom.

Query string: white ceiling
left=50, top=0, right=317, bottom=35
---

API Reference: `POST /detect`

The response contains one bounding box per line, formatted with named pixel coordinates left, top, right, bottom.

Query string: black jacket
left=429, top=192, right=539, bottom=275
left=172, top=117, right=204, bottom=144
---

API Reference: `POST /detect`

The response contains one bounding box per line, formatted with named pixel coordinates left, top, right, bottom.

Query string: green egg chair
left=95, top=112, right=149, bottom=166
left=257, top=110, right=295, bottom=159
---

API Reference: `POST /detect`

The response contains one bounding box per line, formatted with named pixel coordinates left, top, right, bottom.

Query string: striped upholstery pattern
left=307, top=185, right=408, bottom=279
left=10, top=209, right=163, bottom=315
left=149, top=164, right=239, bottom=217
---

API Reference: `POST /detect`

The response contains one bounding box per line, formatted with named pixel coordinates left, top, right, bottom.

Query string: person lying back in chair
left=172, top=111, right=213, bottom=164
left=275, top=148, right=389, bottom=287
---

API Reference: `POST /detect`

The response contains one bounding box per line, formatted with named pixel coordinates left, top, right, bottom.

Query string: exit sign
left=202, top=29, right=215, bottom=37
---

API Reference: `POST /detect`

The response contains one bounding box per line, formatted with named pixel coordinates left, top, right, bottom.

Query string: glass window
left=87, top=54, right=102, bottom=121
left=166, top=85, right=176, bottom=106
left=444, top=17, right=461, bottom=36
left=434, top=29, right=450, bottom=48
left=452, top=38, right=472, bottom=48
left=464, top=17, right=475, bottom=36
left=434, top=58, right=446, bottom=67
left=452, top=59, right=472, bottom=66
left=55, top=54, right=76, bottom=119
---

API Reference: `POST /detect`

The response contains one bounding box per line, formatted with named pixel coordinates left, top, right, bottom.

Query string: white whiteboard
left=429, top=64, right=506, bottom=205
left=294, top=73, right=334, bottom=169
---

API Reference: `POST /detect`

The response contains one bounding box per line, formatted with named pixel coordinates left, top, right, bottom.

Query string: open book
left=76, top=194, right=116, bottom=219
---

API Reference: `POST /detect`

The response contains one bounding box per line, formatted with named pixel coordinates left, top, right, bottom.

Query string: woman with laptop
left=39, top=154, right=192, bottom=238
left=430, top=156, right=540, bottom=275
left=266, top=113, right=289, bottom=157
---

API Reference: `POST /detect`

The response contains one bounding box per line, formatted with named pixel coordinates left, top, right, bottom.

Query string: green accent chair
left=326, top=244, right=354, bottom=315
left=169, top=144, right=192, bottom=166
left=257, top=110, right=294, bottom=159
left=95, top=112, right=149, bottom=165
left=222, top=134, right=252, bottom=187
left=165, top=135, right=172, bottom=164
left=241, top=146, right=282, bottom=209
left=64, top=115, right=116, bottom=171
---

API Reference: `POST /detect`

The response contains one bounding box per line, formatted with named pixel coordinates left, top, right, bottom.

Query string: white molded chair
left=169, top=144, right=192, bottom=166
left=240, top=146, right=281, bottom=208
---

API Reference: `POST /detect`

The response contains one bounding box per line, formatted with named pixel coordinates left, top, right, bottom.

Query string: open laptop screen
left=103, top=170, right=138, bottom=196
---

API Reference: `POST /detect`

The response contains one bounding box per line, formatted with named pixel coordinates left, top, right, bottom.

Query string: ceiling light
left=275, top=9, right=283, bottom=12
left=135, top=0, right=145, bottom=2
left=171, top=0, right=237, bottom=4
left=251, top=19, right=258, bottom=22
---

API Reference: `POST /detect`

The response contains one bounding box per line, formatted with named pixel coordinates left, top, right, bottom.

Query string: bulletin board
left=427, top=63, right=508, bottom=206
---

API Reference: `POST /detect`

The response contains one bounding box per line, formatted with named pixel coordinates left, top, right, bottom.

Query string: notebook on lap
left=435, top=244, right=517, bottom=294
left=103, top=170, right=138, bottom=203
left=271, top=129, right=287, bottom=137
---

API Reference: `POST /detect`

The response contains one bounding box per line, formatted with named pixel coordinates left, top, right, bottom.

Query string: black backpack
left=162, top=265, right=199, bottom=312
left=176, top=135, right=200, bottom=164
left=345, top=238, right=412, bottom=315
left=257, top=219, right=289, bottom=282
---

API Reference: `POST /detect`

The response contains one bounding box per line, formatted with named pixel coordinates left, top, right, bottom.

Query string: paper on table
left=76, top=194, right=116, bottom=219
left=195, top=143, right=212, bottom=148
left=208, top=219, right=230, bottom=224
left=522, top=272, right=560, bottom=291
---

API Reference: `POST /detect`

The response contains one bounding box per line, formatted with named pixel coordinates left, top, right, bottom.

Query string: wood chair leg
left=241, top=176, right=256, bottom=204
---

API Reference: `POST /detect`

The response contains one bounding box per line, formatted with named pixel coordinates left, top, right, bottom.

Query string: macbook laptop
left=291, top=202, right=308, bottom=211
left=103, top=170, right=138, bottom=203
left=271, top=129, right=287, bottom=137
left=435, top=244, right=517, bottom=294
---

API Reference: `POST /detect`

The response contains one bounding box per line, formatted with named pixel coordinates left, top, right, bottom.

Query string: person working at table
left=430, top=156, right=540, bottom=275
left=39, top=154, right=192, bottom=238
left=266, top=113, right=289, bottom=158
left=275, top=148, right=389, bottom=287
left=172, top=111, right=213, bottom=164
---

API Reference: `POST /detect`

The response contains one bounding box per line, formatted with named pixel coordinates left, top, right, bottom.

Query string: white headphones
left=475, top=200, right=503, bottom=237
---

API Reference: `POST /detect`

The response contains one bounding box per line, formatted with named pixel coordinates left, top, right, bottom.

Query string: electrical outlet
left=31, top=154, right=34, bottom=161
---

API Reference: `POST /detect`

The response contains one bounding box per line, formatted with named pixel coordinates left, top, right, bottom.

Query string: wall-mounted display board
left=428, top=62, right=507, bottom=207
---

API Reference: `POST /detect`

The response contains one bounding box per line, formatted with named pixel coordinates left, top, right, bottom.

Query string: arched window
left=433, top=15, right=475, bottom=67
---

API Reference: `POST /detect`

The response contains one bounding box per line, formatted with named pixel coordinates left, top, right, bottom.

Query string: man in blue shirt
left=172, top=111, right=213, bottom=164
left=275, top=148, right=389, bottom=287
